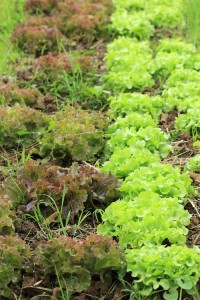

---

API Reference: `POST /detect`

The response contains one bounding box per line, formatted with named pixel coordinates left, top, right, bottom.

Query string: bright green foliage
left=0, top=194, right=14, bottom=235
left=105, top=68, right=154, bottom=92
left=109, top=93, right=165, bottom=120
left=163, top=82, right=200, bottom=111
left=0, top=0, right=25, bottom=74
left=150, top=52, right=191, bottom=80
left=106, top=37, right=152, bottom=72
left=155, top=38, right=196, bottom=55
left=83, top=234, right=126, bottom=273
left=126, top=245, right=200, bottom=300
left=0, top=104, right=47, bottom=149
left=101, top=146, right=160, bottom=177
left=121, top=127, right=172, bottom=158
left=113, top=0, right=146, bottom=10
left=183, top=0, right=200, bottom=45
left=111, top=2, right=183, bottom=39
left=98, top=192, right=190, bottom=248
left=105, top=38, right=153, bottom=91
left=175, top=109, right=200, bottom=138
left=110, top=9, right=155, bottom=40
left=108, top=112, right=157, bottom=133
left=189, top=52, right=200, bottom=70
left=184, top=154, right=200, bottom=173
left=99, top=1, right=200, bottom=299
left=119, top=163, right=194, bottom=201
left=148, top=0, right=180, bottom=4
left=0, top=236, right=29, bottom=298
left=36, top=235, right=125, bottom=292
left=164, top=68, right=200, bottom=88
left=39, top=106, right=109, bottom=162
left=106, top=127, right=172, bottom=158
left=113, top=0, right=180, bottom=11
left=105, top=128, right=137, bottom=156
left=163, top=69, right=200, bottom=111
left=171, top=82, right=200, bottom=99
left=177, top=96, right=200, bottom=112
left=151, top=39, right=197, bottom=79
left=147, top=3, right=183, bottom=29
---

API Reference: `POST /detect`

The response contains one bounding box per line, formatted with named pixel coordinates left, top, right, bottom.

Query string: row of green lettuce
left=97, top=0, right=200, bottom=299
left=110, top=0, right=183, bottom=40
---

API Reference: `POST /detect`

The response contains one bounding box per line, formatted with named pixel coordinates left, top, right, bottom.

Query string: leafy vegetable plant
left=101, top=146, right=160, bottom=177
left=108, top=93, right=165, bottom=120
left=126, top=245, right=200, bottom=300
left=150, top=52, right=192, bottom=80
left=36, top=235, right=125, bottom=292
left=150, top=39, right=197, bottom=80
left=112, top=0, right=146, bottom=11
left=0, top=83, right=46, bottom=109
left=0, top=236, right=29, bottom=298
left=0, top=194, right=14, bottom=235
left=39, top=106, right=109, bottom=162
left=25, top=0, right=58, bottom=14
left=110, top=3, right=183, bottom=39
left=162, top=82, right=200, bottom=112
left=147, top=3, right=183, bottom=29
left=110, top=9, right=155, bottom=40
left=119, top=163, right=194, bottom=200
left=164, top=68, right=200, bottom=88
left=184, top=154, right=200, bottom=173
left=105, top=126, right=172, bottom=158
left=0, top=104, right=47, bottom=149
left=105, top=68, right=154, bottom=92
left=26, top=0, right=112, bottom=43
left=175, top=108, right=200, bottom=138
left=155, top=38, right=196, bottom=55
left=32, top=51, right=94, bottom=82
left=12, top=24, right=66, bottom=56
left=104, top=37, right=153, bottom=91
left=108, top=112, right=157, bottom=133
left=106, top=37, right=152, bottom=72
left=98, top=192, right=190, bottom=248
left=5, top=159, right=120, bottom=215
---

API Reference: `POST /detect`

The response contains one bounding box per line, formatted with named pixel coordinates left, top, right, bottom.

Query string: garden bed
left=0, top=0, right=200, bottom=299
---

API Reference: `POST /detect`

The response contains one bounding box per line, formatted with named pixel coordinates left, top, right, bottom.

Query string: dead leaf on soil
left=189, top=172, right=200, bottom=183
left=160, top=113, right=169, bottom=123
left=42, top=212, right=58, bottom=226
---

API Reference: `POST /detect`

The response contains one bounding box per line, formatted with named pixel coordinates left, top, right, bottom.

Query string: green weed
left=73, top=210, right=91, bottom=235
left=7, top=176, right=25, bottom=205
left=54, top=264, right=72, bottom=300
left=25, top=200, right=54, bottom=241
left=24, top=187, right=71, bottom=240
left=183, top=0, right=200, bottom=45
left=119, top=279, right=161, bottom=300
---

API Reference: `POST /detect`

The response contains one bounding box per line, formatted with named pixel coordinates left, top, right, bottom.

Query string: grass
left=24, top=190, right=71, bottom=240
left=0, top=0, right=25, bottom=74
left=183, top=0, right=200, bottom=45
